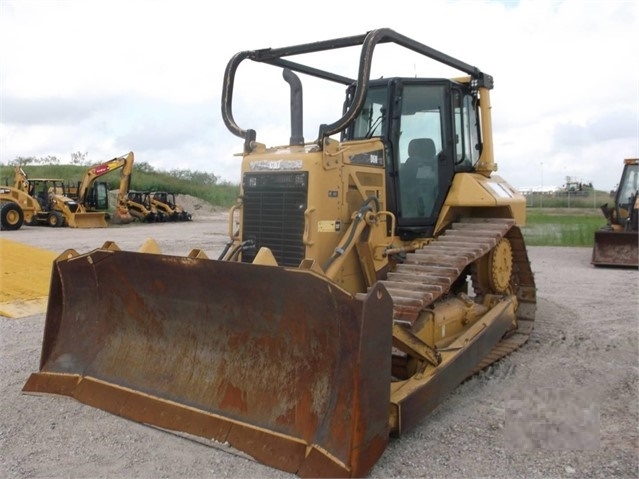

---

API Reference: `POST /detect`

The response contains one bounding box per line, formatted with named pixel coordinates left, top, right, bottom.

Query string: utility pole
left=540, top=161, right=544, bottom=208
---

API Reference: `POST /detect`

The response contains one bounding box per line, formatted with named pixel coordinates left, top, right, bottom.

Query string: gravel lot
left=1, top=210, right=637, bottom=478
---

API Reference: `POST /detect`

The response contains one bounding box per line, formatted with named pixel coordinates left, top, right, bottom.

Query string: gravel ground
left=1, top=211, right=637, bottom=478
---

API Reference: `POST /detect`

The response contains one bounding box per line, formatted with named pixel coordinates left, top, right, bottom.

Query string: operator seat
left=407, top=138, right=436, bottom=166
left=401, top=138, right=438, bottom=217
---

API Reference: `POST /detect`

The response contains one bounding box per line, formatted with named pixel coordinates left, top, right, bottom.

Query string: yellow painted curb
left=0, top=238, right=58, bottom=318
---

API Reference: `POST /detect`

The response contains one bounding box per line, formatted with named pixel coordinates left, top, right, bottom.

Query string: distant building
left=555, top=177, right=593, bottom=197
left=518, top=185, right=559, bottom=195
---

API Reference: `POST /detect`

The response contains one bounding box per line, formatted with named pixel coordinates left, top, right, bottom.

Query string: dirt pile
left=174, top=194, right=225, bottom=218
left=108, top=192, right=224, bottom=219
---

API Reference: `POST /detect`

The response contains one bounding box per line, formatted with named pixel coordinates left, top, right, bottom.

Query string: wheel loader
left=23, top=29, right=537, bottom=478
left=591, top=158, right=638, bottom=268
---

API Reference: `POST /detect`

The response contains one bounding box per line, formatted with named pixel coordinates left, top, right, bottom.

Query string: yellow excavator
left=591, top=158, right=638, bottom=267
left=74, top=152, right=136, bottom=224
left=23, top=29, right=536, bottom=477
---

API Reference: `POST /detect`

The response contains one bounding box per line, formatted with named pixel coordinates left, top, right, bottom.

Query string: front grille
left=242, top=172, right=307, bottom=267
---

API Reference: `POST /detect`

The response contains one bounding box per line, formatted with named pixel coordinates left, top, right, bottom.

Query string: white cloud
left=1, top=0, right=637, bottom=191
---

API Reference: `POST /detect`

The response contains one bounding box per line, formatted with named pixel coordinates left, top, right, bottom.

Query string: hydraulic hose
left=323, top=196, right=380, bottom=272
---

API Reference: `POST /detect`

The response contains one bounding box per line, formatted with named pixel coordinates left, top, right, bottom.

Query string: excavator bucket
left=66, top=211, right=108, bottom=228
left=591, top=230, right=639, bottom=268
left=23, top=245, right=394, bottom=478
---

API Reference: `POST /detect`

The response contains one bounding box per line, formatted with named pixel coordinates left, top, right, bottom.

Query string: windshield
left=619, top=163, right=639, bottom=208
left=351, top=87, right=387, bottom=139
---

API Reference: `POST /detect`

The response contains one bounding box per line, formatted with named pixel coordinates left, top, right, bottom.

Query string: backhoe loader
left=0, top=186, right=37, bottom=230
left=0, top=165, right=35, bottom=230
left=23, top=29, right=536, bottom=478
left=591, top=158, right=638, bottom=267
left=1, top=166, right=107, bottom=229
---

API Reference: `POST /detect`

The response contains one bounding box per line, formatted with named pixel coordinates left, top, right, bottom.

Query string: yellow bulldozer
left=591, top=158, right=638, bottom=268
left=23, top=29, right=536, bottom=477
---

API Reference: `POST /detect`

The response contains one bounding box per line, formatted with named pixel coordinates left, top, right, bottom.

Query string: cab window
left=351, top=87, right=387, bottom=139
left=453, top=89, right=481, bottom=170
left=398, top=84, right=445, bottom=219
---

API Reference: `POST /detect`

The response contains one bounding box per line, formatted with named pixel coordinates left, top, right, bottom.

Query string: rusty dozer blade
left=66, top=211, right=108, bottom=228
left=591, top=230, right=638, bottom=268
left=23, top=247, right=394, bottom=478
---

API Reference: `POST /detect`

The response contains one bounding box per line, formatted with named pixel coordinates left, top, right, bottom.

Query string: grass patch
left=521, top=208, right=605, bottom=247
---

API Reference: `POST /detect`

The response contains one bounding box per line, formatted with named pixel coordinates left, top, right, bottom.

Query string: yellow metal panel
left=441, top=173, right=527, bottom=226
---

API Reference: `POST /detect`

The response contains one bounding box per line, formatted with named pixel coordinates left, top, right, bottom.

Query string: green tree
left=136, top=161, right=156, bottom=173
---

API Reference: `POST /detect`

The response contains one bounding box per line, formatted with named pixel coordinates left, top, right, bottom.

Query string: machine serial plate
left=318, top=220, right=341, bottom=232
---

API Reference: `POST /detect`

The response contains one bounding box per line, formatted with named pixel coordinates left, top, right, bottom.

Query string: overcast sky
left=1, top=0, right=637, bottom=191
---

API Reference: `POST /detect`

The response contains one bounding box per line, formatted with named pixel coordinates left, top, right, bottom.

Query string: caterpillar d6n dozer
left=591, top=158, right=638, bottom=268
left=23, top=29, right=537, bottom=478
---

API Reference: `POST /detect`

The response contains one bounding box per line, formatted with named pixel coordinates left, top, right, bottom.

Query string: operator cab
left=344, top=79, right=482, bottom=239
left=86, top=181, right=109, bottom=210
